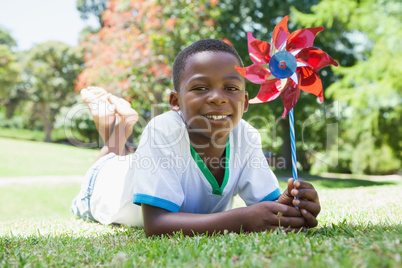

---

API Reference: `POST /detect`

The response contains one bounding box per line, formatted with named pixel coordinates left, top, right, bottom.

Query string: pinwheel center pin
left=269, top=51, right=297, bottom=79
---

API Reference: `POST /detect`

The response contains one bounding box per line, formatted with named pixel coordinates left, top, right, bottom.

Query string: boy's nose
left=208, top=89, right=227, bottom=105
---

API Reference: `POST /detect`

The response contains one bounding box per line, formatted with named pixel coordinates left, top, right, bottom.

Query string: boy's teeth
left=206, top=115, right=228, bottom=120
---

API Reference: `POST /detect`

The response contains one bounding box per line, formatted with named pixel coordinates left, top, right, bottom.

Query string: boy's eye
left=193, top=87, right=207, bottom=91
left=226, top=86, right=239, bottom=91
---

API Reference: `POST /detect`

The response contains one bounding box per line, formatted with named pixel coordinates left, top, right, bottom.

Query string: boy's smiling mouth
left=203, top=113, right=232, bottom=122
left=205, top=114, right=229, bottom=120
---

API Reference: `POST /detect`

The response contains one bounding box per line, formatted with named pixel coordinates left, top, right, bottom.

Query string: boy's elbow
left=143, top=224, right=164, bottom=237
left=144, top=226, right=157, bottom=237
left=142, top=204, right=172, bottom=237
left=144, top=223, right=179, bottom=237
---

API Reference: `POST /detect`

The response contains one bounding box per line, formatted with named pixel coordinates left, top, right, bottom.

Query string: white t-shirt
left=131, top=111, right=280, bottom=213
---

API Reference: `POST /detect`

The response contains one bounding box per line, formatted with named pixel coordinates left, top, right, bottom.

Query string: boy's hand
left=243, top=201, right=306, bottom=233
left=277, top=178, right=321, bottom=227
left=142, top=201, right=308, bottom=237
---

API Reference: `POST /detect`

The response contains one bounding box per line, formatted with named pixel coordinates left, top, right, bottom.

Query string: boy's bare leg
left=81, top=86, right=115, bottom=144
left=81, top=87, right=138, bottom=159
left=105, top=95, right=138, bottom=156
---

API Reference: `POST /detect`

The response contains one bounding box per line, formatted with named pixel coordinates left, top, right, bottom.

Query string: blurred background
left=0, top=0, right=400, bottom=176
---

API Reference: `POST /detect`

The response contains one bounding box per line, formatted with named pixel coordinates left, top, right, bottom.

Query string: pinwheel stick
left=289, top=108, right=298, bottom=182
left=289, top=108, right=299, bottom=206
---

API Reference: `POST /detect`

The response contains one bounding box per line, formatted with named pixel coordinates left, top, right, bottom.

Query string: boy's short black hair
left=172, top=39, right=244, bottom=92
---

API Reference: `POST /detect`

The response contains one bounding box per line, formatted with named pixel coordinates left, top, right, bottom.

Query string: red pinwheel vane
left=235, top=16, right=338, bottom=185
left=235, top=15, right=338, bottom=117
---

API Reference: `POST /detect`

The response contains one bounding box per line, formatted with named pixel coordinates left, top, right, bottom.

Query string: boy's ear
left=244, top=91, right=249, bottom=112
left=169, top=91, right=180, bottom=111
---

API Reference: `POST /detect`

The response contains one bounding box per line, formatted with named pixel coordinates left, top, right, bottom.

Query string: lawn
left=0, top=137, right=98, bottom=176
left=1, top=183, right=400, bottom=267
left=0, top=138, right=401, bottom=267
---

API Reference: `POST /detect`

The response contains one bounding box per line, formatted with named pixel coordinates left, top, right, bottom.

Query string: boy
left=71, top=39, right=320, bottom=236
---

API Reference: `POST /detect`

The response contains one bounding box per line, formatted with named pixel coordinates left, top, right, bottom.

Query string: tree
left=0, top=27, right=17, bottom=48
left=26, top=42, right=83, bottom=142
left=0, top=28, right=22, bottom=118
left=295, top=0, right=402, bottom=174
left=76, top=0, right=107, bottom=27
left=0, top=45, right=24, bottom=118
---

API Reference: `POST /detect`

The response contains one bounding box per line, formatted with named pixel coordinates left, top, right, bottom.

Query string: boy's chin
left=189, top=131, right=231, bottom=145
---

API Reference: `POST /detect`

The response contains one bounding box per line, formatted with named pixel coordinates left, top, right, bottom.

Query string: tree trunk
left=5, top=99, right=18, bottom=119
left=41, top=102, right=53, bottom=142
left=280, top=119, right=292, bottom=171
left=45, top=124, right=54, bottom=142
left=152, top=86, right=165, bottom=117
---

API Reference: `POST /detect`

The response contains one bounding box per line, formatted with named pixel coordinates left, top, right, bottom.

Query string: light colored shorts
left=70, top=153, right=143, bottom=226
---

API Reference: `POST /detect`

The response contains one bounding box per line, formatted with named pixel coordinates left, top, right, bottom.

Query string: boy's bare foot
left=105, top=95, right=139, bottom=155
left=108, top=95, right=139, bottom=139
left=81, top=86, right=116, bottom=143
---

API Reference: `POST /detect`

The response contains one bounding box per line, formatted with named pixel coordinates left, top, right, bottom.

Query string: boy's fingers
left=294, top=180, right=315, bottom=190
left=276, top=216, right=306, bottom=228
left=271, top=202, right=302, bottom=217
left=287, top=178, right=293, bottom=195
left=300, top=209, right=318, bottom=227
left=291, top=188, right=319, bottom=202
left=293, top=199, right=321, bottom=217
left=283, top=227, right=306, bottom=233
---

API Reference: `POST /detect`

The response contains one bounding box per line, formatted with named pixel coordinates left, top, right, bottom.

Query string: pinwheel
left=235, top=15, right=338, bottom=183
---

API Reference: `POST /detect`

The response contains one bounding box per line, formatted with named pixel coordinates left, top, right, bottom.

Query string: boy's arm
left=142, top=201, right=306, bottom=237
left=277, top=178, right=321, bottom=227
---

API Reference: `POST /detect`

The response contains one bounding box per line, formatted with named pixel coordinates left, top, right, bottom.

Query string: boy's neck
left=190, top=135, right=228, bottom=187
left=189, top=134, right=228, bottom=161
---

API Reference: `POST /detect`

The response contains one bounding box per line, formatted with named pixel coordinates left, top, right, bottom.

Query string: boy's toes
left=81, top=86, right=108, bottom=104
left=108, top=95, right=138, bottom=119
left=108, top=96, right=130, bottom=110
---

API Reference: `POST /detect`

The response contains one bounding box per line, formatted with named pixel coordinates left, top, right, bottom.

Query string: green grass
left=0, top=183, right=80, bottom=221
left=0, top=137, right=97, bottom=176
left=0, top=127, right=75, bottom=142
left=0, top=138, right=401, bottom=266
left=0, top=127, right=47, bottom=141
left=0, top=182, right=401, bottom=267
left=274, top=169, right=398, bottom=189
left=0, top=127, right=92, bottom=144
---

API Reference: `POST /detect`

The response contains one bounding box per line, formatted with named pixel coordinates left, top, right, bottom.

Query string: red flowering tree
left=76, top=0, right=223, bottom=120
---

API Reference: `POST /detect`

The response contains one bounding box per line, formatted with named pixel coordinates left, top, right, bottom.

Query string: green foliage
left=154, top=0, right=223, bottom=60
left=352, top=139, right=400, bottom=175
left=0, top=44, right=23, bottom=118
left=54, top=97, right=100, bottom=146
left=0, top=45, right=18, bottom=93
left=0, top=114, right=24, bottom=129
left=0, top=44, right=19, bottom=95
left=25, top=41, right=83, bottom=141
left=76, top=0, right=106, bottom=26
left=0, top=27, right=17, bottom=48
left=296, top=0, right=402, bottom=174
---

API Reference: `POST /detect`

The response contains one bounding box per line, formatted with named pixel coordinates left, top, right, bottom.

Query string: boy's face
left=169, top=51, right=249, bottom=147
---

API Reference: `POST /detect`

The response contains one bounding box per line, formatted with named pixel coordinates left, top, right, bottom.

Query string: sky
left=0, top=0, right=99, bottom=51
